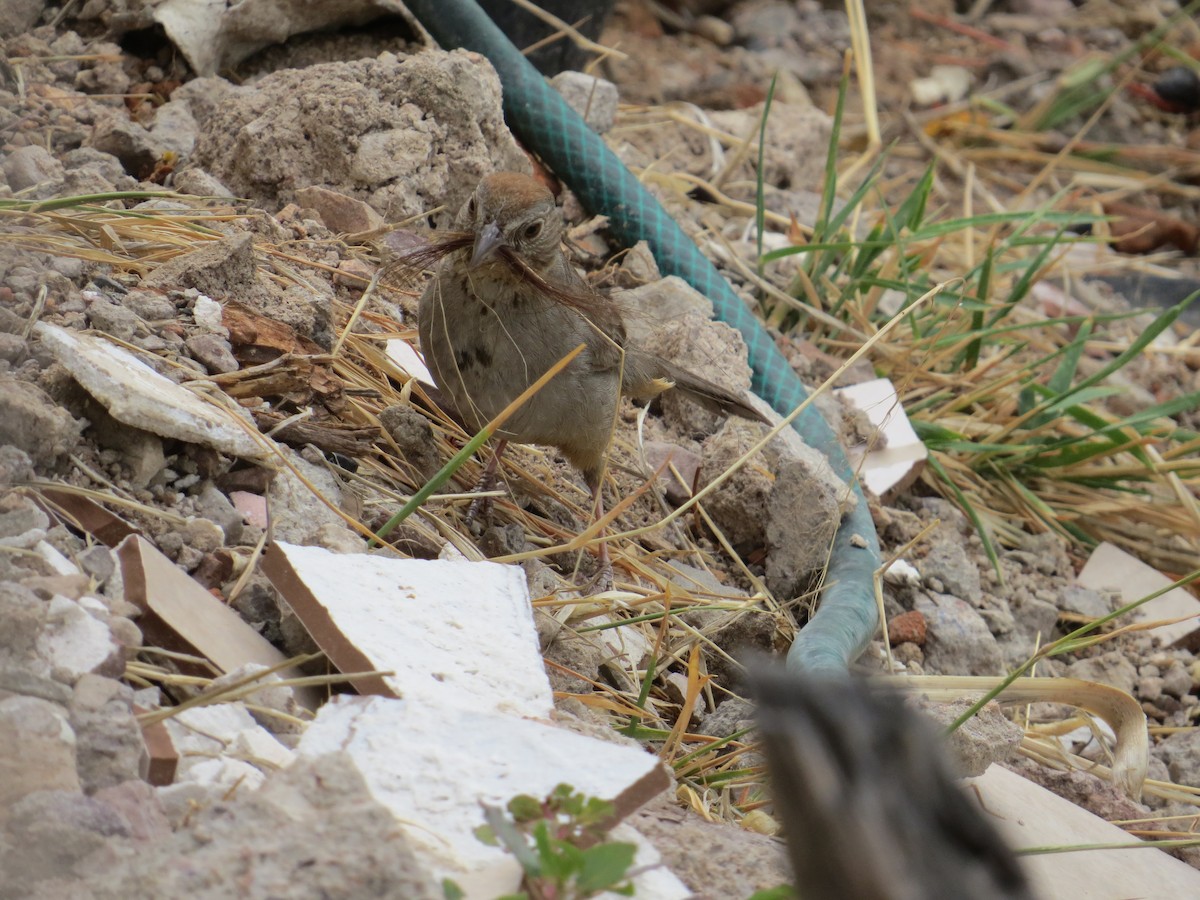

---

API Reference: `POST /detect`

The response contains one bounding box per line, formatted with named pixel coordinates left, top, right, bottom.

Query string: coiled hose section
left=404, top=0, right=881, bottom=674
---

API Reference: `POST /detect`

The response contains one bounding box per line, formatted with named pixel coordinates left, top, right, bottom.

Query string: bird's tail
left=624, top=351, right=770, bottom=425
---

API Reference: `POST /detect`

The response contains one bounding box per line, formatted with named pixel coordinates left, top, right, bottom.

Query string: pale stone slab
left=34, top=322, right=268, bottom=459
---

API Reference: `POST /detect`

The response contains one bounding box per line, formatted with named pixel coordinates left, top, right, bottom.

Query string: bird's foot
left=464, top=440, right=507, bottom=527
left=464, top=490, right=495, bottom=526
left=576, top=542, right=613, bottom=594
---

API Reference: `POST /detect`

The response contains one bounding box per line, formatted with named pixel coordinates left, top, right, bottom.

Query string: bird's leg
left=582, top=468, right=613, bottom=593
left=465, top=439, right=508, bottom=524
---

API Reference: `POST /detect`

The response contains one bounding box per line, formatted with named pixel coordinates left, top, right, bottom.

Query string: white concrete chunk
left=261, top=543, right=553, bottom=719
left=295, top=696, right=673, bottom=899
left=834, top=377, right=927, bottom=498
left=33, top=322, right=269, bottom=460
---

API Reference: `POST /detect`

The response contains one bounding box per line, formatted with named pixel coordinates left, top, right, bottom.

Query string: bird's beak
left=469, top=221, right=504, bottom=269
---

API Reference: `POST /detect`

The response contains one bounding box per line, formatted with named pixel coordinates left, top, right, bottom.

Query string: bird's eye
left=466, top=196, right=477, bottom=217
left=523, top=221, right=543, bottom=240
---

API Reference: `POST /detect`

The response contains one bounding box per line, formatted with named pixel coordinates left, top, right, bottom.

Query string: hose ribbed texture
left=405, top=0, right=881, bottom=673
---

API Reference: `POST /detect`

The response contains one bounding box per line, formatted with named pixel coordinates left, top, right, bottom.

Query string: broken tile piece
left=136, top=707, right=178, bottom=787
left=834, top=377, right=927, bottom=498
left=115, top=535, right=320, bottom=709
left=969, top=765, right=1200, bottom=897
left=261, top=542, right=553, bottom=719
left=33, top=322, right=270, bottom=460
left=295, top=695, right=674, bottom=899
left=1077, top=541, right=1200, bottom=649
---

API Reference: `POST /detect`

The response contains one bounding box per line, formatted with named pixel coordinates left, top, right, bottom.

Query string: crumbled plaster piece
left=261, top=542, right=552, bottom=719
left=35, top=539, right=82, bottom=576
left=230, top=728, right=295, bottom=772
left=34, top=322, right=270, bottom=460
left=162, top=703, right=290, bottom=784
left=295, top=695, right=674, bottom=899
left=35, top=594, right=124, bottom=683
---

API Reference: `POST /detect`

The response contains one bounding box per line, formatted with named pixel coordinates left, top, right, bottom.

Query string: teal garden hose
left=403, top=0, right=882, bottom=674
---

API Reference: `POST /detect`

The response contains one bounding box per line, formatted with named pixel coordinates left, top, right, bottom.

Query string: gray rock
left=121, top=430, right=166, bottom=489
left=710, top=103, right=831, bottom=194
left=87, top=113, right=162, bottom=179
left=0, top=789, right=129, bottom=893
left=537, top=612, right=603, bottom=695
left=294, top=185, right=384, bottom=234
left=617, top=277, right=712, bottom=342
left=93, top=779, right=170, bottom=843
left=0, top=669, right=73, bottom=705
left=1, top=145, right=63, bottom=192
left=1156, top=728, right=1200, bottom=789
left=122, top=292, right=176, bottom=321
left=1058, top=584, right=1113, bottom=618
left=765, top=455, right=841, bottom=598
left=69, top=675, right=147, bottom=793
left=0, top=446, right=35, bottom=483
left=998, top=592, right=1059, bottom=666
left=0, top=494, right=50, bottom=549
left=0, top=378, right=82, bottom=467
left=919, top=539, right=981, bottom=603
left=1064, top=651, right=1138, bottom=696
left=700, top=697, right=756, bottom=739
left=379, top=405, right=441, bottom=480
left=61, top=146, right=128, bottom=184
left=0, top=306, right=25, bottom=335
left=550, top=71, right=620, bottom=133
left=0, top=697, right=82, bottom=815
left=917, top=697, right=1022, bottom=776
left=0, top=333, right=25, bottom=364
left=0, top=0, right=42, bottom=37
left=85, top=296, right=139, bottom=341
left=77, top=546, right=116, bottom=586
left=92, top=753, right=441, bottom=898
left=1162, top=661, right=1193, bottom=699
left=1137, top=675, right=1164, bottom=703
left=172, top=167, right=236, bottom=198
left=140, top=232, right=256, bottom=298
left=176, top=51, right=529, bottom=224
left=914, top=591, right=1003, bottom=675
left=0, top=583, right=50, bottom=669
left=149, top=99, right=198, bottom=158
left=194, top=482, right=244, bottom=544
left=266, top=454, right=347, bottom=544
left=185, top=332, right=239, bottom=374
